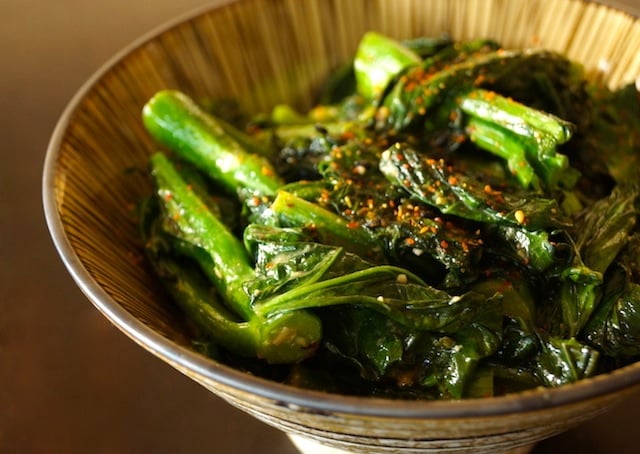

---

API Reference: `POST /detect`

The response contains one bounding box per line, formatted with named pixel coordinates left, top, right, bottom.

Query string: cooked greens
left=139, top=32, right=640, bottom=399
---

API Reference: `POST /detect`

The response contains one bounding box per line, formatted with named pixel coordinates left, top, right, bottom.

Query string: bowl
left=43, top=0, right=640, bottom=453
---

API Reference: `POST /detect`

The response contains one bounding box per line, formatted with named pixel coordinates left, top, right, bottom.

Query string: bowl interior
left=44, top=0, right=640, bottom=417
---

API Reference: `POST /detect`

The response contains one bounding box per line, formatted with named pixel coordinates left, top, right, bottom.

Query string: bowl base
left=287, top=433, right=536, bottom=454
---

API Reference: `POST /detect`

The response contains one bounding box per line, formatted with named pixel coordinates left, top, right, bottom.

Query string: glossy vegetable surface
left=139, top=32, right=640, bottom=399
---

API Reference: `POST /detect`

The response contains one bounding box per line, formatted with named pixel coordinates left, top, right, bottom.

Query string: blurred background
left=1, top=0, right=639, bottom=452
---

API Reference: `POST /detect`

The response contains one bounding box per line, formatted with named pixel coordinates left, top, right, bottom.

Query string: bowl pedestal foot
left=287, top=433, right=536, bottom=454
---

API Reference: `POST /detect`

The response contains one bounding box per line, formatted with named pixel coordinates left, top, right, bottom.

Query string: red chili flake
left=319, top=190, right=331, bottom=203
left=127, top=251, right=144, bottom=266
left=347, top=221, right=360, bottom=229
left=484, top=90, right=497, bottom=100
left=246, top=124, right=262, bottom=134
left=440, top=240, right=449, bottom=249
left=405, top=237, right=416, bottom=246
left=448, top=176, right=458, bottom=185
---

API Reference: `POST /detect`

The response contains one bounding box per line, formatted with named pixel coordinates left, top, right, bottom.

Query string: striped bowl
left=43, top=0, right=640, bottom=452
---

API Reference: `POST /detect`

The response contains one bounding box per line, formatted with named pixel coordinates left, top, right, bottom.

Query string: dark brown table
left=2, top=0, right=639, bottom=452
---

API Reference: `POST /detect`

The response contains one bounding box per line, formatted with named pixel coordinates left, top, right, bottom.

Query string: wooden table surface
left=2, top=0, right=639, bottom=452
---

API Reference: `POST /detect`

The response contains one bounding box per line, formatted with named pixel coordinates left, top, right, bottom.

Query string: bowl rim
left=43, top=0, right=640, bottom=419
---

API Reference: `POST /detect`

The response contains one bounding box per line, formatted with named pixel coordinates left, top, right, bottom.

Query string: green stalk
left=460, top=89, right=577, bottom=189
left=149, top=255, right=263, bottom=358
left=460, top=89, right=575, bottom=144
left=151, top=152, right=254, bottom=318
left=149, top=153, right=322, bottom=363
left=270, top=190, right=384, bottom=261
left=149, top=251, right=321, bottom=364
left=143, top=90, right=283, bottom=197
left=354, top=31, right=422, bottom=101
left=465, top=116, right=538, bottom=188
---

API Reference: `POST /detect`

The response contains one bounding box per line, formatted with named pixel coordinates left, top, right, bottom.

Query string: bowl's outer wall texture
left=45, top=0, right=640, bottom=452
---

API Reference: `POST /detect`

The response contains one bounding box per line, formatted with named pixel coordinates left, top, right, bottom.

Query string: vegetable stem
left=270, top=190, right=385, bottom=261
left=143, top=90, right=283, bottom=197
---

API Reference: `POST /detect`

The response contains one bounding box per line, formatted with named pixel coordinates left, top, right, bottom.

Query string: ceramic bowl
left=43, top=0, right=640, bottom=452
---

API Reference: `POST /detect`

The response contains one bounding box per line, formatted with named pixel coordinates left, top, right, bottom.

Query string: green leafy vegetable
left=138, top=31, right=640, bottom=400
